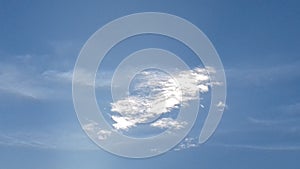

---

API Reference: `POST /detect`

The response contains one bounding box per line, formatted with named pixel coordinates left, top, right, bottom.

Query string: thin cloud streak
left=0, top=131, right=98, bottom=151
left=226, top=61, right=300, bottom=87
left=211, top=143, right=300, bottom=151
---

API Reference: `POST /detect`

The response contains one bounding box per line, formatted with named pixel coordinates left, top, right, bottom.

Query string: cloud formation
left=110, top=67, right=218, bottom=131
left=83, top=121, right=112, bottom=140
left=174, top=137, right=199, bottom=151
left=150, top=118, right=187, bottom=130
left=217, top=101, right=227, bottom=111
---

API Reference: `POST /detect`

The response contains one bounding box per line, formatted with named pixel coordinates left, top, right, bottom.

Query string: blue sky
left=0, top=0, right=300, bottom=168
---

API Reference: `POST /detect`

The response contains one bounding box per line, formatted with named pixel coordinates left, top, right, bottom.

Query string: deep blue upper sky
left=0, top=0, right=300, bottom=169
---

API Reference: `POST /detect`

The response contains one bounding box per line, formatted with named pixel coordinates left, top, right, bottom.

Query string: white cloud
left=150, top=118, right=187, bottom=130
left=173, top=137, right=199, bottom=151
left=217, top=101, right=227, bottom=111
left=110, top=67, right=220, bottom=131
left=97, top=130, right=112, bottom=140
left=83, top=121, right=112, bottom=140
left=82, top=121, right=99, bottom=132
left=111, top=116, right=136, bottom=130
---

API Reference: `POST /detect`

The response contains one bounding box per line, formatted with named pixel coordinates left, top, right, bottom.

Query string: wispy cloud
left=42, top=70, right=73, bottom=83
left=211, top=143, right=300, bottom=151
left=280, top=102, right=300, bottom=115
left=226, top=61, right=300, bottom=87
left=0, top=132, right=56, bottom=149
left=0, top=62, right=50, bottom=99
left=43, top=69, right=112, bottom=88
left=248, top=117, right=281, bottom=126
left=0, top=41, right=109, bottom=100
left=0, top=61, right=112, bottom=100
left=0, top=130, right=98, bottom=151
left=247, top=101, right=300, bottom=127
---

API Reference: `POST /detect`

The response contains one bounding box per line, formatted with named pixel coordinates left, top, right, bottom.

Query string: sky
left=0, top=0, right=300, bottom=168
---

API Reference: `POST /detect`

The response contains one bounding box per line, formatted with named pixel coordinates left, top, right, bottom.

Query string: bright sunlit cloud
left=110, top=67, right=219, bottom=131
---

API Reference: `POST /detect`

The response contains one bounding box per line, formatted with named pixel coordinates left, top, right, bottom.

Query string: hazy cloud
left=0, top=130, right=98, bottom=151
left=44, top=69, right=112, bottom=88
left=227, top=61, right=300, bottom=87
left=83, top=121, right=112, bottom=140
